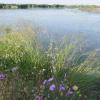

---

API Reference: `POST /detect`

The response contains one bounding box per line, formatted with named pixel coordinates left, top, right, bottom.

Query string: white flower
left=72, top=85, right=78, bottom=91
left=11, top=66, right=19, bottom=72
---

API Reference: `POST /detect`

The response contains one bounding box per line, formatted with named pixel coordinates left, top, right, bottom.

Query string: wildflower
left=49, top=84, right=56, bottom=91
left=0, top=73, right=6, bottom=80
left=66, top=91, right=73, bottom=96
left=59, top=85, right=65, bottom=91
left=72, top=85, right=78, bottom=91
left=48, top=77, right=54, bottom=82
left=43, top=69, right=46, bottom=71
left=36, top=95, right=41, bottom=100
left=11, top=66, right=19, bottom=72
left=43, top=80, right=48, bottom=85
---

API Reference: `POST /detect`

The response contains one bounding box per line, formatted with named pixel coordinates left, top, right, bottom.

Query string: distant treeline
left=0, top=4, right=100, bottom=9
left=0, top=4, right=66, bottom=9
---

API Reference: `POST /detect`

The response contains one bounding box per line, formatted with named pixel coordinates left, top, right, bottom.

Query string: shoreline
left=0, top=4, right=100, bottom=13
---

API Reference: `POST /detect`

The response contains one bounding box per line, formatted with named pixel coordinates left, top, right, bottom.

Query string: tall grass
left=0, top=28, right=52, bottom=99
left=0, top=28, right=100, bottom=100
left=69, top=49, right=100, bottom=99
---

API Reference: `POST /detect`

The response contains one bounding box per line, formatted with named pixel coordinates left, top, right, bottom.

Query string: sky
left=0, top=0, right=100, bottom=5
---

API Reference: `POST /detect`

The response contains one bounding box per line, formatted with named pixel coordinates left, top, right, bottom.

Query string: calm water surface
left=0, top=8, right=100, bottom=49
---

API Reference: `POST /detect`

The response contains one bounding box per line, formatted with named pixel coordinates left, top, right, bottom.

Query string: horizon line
left=0, top=3, right=100, bottom=6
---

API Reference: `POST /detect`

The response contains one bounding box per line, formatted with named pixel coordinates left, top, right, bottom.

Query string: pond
left=0, top=8, right=100, bottom=50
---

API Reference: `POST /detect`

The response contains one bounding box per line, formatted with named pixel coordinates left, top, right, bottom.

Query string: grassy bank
left=77, top=5, right=100, bottom=13
left=0, top=28, right=100, bottom=100
left=65, top=5, right=100, bottom=13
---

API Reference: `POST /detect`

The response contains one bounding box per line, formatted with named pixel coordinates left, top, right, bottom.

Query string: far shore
left=0, top=4, right=100, bottom=13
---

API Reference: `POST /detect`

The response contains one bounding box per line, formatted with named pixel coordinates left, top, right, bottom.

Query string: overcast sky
left=0, top=0, right=100, bottom=5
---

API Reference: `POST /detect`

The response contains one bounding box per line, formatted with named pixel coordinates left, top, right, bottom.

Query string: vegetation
left=0, top=4, right=100, bottom=13
left=0, top=4, right=65, bottom=9
left=0, top=4, right=100, bottom=10
left=0, top=27, right=100, bottom=100
left=65, top=5, right=100, bottom=13
left=79, top=7, right=100, bottom=13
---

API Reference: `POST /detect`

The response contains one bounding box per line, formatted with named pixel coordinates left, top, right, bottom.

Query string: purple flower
left=35, top=95, right=41, bottom=100
left=66, top=91, right=73, bottom=96
left=49, top=84, right=56, bottom=91
left=59, top=85, right=65, bottom=91
left=48, top=77, right=54, bottom=82
left=0, top=73, right=6, bottom=80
